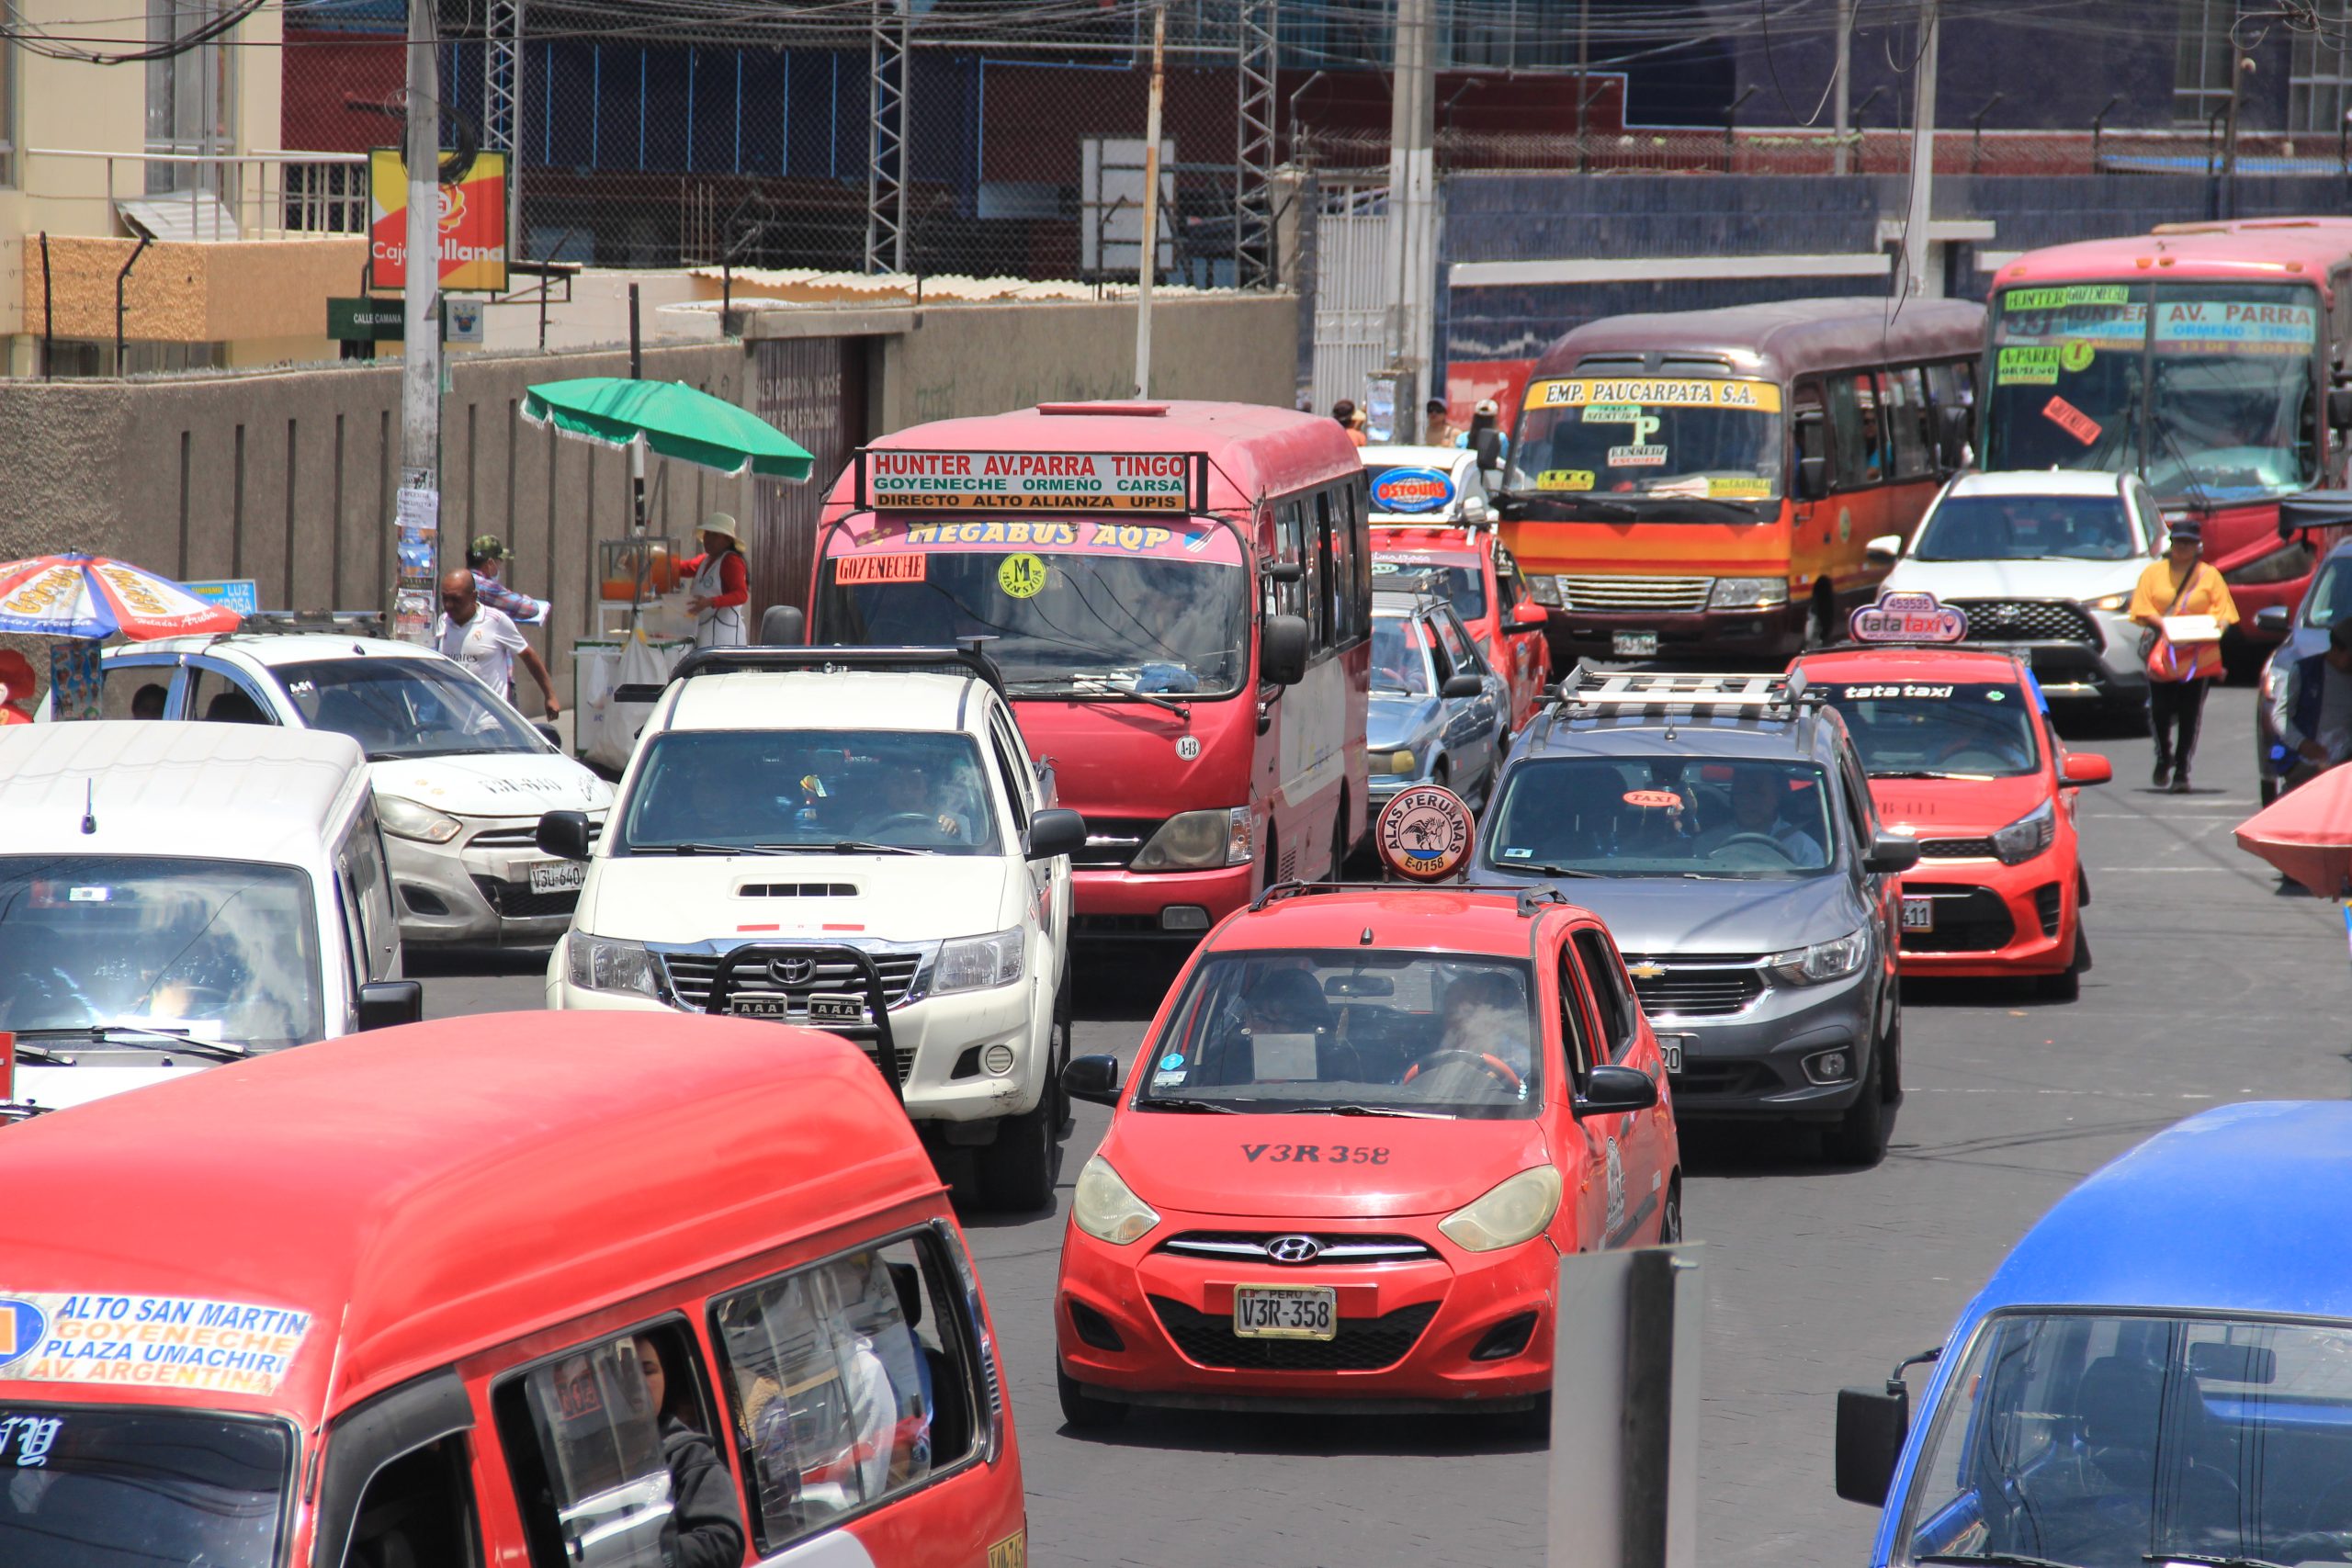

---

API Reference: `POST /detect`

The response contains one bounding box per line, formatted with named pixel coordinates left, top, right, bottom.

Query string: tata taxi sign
left=368, top=149, right=509, bottom=292
left=860, top=450, right=1202, bottom=513
left=1850, top=590, right=1968, bottom=644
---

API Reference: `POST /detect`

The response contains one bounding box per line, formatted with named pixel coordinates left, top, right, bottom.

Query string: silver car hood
left=1367, top=693, right=1442, bottom=749
left=1499, top=870, right=1872, bottom=956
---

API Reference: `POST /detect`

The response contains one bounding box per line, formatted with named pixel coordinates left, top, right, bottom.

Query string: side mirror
left=759, top=604, right=806, bottom=645
left=2330, top=386, right=2352, bottom=430
left=2254, top=604, right=2293, bottom=636
left=1260, top=614, right=1310, bottom=687
left=1936, top=403, right=1972, bottom=468
left=1062, top=1053, right=1123, bottom=1107
left=1574, top=1063, right=1657, bottom=1117
left=1025, top=807, right=1086, bottom=861
left=1473, top=428, right=1504, bottom=471
left=532, top=720, right=563, bottom=750
left=1262, top=560, right=1305, bottom=586
left=1834, top=1384, right=1910, bottom=1506
left=2059, top=750, right=2113, bottom=787
left=1864, top=533, right=1904, bottom=566
left=1797, top=453, right=1829, bottom=502
left=1863, top=832, right=1922, bottom=874
left=356, top=980, right=424, bottom=1032
left=537, top=808, right=594, bottom=862
left=1510, top=599, right=1550, bottom=626
left=1440, top=671, right=1485, bottom=699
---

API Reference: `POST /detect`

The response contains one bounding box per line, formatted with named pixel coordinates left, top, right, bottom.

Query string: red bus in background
left=812, top=402, right=1371, bottom=941
left=1984, top=219, right=2352, bottom=663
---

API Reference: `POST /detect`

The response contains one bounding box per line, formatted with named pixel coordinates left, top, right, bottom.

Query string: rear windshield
left=1486, top=757, right=1835, bottom=877
left=0, top=1405, right=292, bottom=1567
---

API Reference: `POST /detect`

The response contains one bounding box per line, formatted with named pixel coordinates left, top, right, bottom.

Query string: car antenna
left=80, top=779, right=96, bottom=836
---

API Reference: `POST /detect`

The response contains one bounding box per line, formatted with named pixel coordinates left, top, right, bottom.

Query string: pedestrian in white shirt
left=437, top=568, right=562, bottom=716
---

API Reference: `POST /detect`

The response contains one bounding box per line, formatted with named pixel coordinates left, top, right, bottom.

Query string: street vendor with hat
left=683, top=513, right=751, bottom=649
left=2130, top=515, right=2238, bottom=794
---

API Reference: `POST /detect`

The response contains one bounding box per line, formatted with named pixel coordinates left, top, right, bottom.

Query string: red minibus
left=1984, top=219, right=2352, bottom=660
left=0, top=1012, right=1025, bottom=1568
left=809, top=401, right=1372, bottom=940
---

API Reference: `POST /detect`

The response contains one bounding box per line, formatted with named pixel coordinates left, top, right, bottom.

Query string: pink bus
left=809, top=401, right=1371, bottom=940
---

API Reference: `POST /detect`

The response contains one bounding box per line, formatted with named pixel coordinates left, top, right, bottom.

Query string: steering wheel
left=866, top=811, right=942, bottom=840
left=1403, top=1049, right=1524, bottom=1096
left=1708, top=831, right=1798, bottom=863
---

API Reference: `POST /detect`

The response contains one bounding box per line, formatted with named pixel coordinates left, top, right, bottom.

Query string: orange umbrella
left=2235, top=766, right=2352, bottom=897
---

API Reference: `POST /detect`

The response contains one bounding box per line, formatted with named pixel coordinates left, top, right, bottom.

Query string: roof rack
left=222, top=609, right=390, bottom=639
left=1553, top=660, right=1820, bottom=717
left=618, top=639, right=1007, bottom=705
left=1250, top=880, right=1569, bottom=918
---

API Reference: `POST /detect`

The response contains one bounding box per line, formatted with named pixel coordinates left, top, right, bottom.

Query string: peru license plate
left=1233, top=1286, right=1336, bottom=1340
left=1901, top=897, right=1935, bottom=932
left=1612, top=631, right=1659, bottom=658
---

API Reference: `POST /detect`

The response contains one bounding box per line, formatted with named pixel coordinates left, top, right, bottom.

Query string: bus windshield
left=1506, top=377, right=1783, bottom=509
left=0, top=1405, right=293, bottom=1567
left=1984, top=281, right=2322, bottom=504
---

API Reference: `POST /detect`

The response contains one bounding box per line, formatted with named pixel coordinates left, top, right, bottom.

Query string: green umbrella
left=522, top=377, right=815, bottom=481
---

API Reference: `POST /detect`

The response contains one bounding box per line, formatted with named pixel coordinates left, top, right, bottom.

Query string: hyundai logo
left=1265, top=1235, right=1323, bottom=1264
left=769, top=956, right=817, bottom=986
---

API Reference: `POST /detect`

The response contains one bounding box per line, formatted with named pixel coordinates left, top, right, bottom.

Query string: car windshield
left=1370, top=614, right=1436, bottom=695
left=2301, top=553, right=2352, bottom=627
left=617, top=728, right=1002, bottom=855
left=271, top=657, right=545, bottom=760
left=1137, top=949, right=1541, bottom=1118
left=0, top=855, right=322, bottom=1046
left=0, top=1406, right=292, bottom=1567
left=1818, top=682, right=2041, bottom=778
left=1912, top=493, right=2139, bottom=561
left=1898, top=1310, right=2352, bottom=1568
left=1486, top=757, right=1836, bottom=876
left=1506, top=376, right=1783, bottom=506
left=1375, top=557, right=1486, bottom=621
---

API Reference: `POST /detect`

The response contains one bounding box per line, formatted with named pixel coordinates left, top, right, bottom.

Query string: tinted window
left=1487, top=758, right=1834, bottom=876
left=0, top=1407, right=292, bottom=1568
left=618, top=730, right=1001, bottom=856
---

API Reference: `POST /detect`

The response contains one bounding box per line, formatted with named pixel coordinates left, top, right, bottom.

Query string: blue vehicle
left=1366, top=588, right=1507, bottom=808
left=2254, top=535, right=2352, bottom=805
left=1837, top=1100, right=2352, bottom=1567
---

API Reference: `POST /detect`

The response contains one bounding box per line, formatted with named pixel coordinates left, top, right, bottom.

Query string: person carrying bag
left=2129, top=517, right=2237, bottom=794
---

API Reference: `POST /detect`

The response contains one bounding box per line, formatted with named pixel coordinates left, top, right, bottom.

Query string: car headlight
left=1765, top=927, right=1871, bottom=986
left=1132, top=807, right=1253, bottom=871
left=377, top=795, right=462, bottom=844
left=567, top=932, right=662, bottom=998
left=1438, top=1166, right=1563, bottom=1252
left=935, top=928, right=1023, bottom=993
left=2084, top=591, right=2132, bottom=612
left=1072, top=1155, right=1159, bottom=1246
left=1709, top=576, right=1792, bottom=610
left=1528, top=575, right=1564, bottom=607
left=1373, top=746, right=1420, bottom=776
left=1989, top=797, right=2056, bottom=865
left=2259, top=657, right=2279, bottom=701
left=2224, top=541, right=2313, bottom=587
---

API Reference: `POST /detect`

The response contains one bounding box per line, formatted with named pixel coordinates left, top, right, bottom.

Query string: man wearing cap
left=466, top=536, right=550, bottom=626
left=2269, top=615, right=2352, bottom=787
left=2129, top=517, right=2237, bottom=793
left=683, top=513, right=752, bottom=649
left=438, top=569, right=561, bottom=717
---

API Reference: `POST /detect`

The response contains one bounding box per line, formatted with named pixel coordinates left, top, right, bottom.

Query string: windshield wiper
left=1139, top=1097, right=1242, bottom=1114
left=628, top=841, right=793, bottom=856
left=1870, top=769, right=1964, bottom=780
left=1285, top=1103, right=1451, bottom=1119
left=814, top=840, right=923, bottom=856
left=1512, top=863, right=1600, bottom=878
left=6, top=1041, right=69, bottom=1066
left=1917, top=1554, right=2081, bottom=1568
left=2144, top=1555, right=2292, bottom=1568
left=16, top=1024, right=247, bottom=1064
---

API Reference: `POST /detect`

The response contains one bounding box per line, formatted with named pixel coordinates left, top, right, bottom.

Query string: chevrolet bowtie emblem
left=1626, top=962, right=1668, bottom=980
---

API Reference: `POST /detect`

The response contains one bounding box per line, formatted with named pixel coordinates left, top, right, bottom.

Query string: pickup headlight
left=378, top=795, right=462, bottom=844
left=567, top=932, right=661, bottom=998
left=1709, top=576, right=1792, bottom=610
left=2224, top=541, right=2313, bottom=587
left=1766, top=927, right=1871, bottom=986
left=1528, top=575, right=1565, bottom=607
left=936, top=928, right=1023, bottom=993
left=1438, top=1166, right=1563, bottom=1252
left=1990, top=798, right=2056, bottom=865
left=1072, top=1156, right=1159, bottom=1246
left=1132, top=807, right=1253, bottom=871
left=2085, top=591, right=2132, bottom=612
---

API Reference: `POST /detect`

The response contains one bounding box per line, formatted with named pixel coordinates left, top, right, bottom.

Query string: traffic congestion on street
left=13, top=4, right=2352, bottom=1560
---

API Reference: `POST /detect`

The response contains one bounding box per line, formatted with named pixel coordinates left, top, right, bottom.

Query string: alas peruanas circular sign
left=1375, top=784, right=1475, bottom=883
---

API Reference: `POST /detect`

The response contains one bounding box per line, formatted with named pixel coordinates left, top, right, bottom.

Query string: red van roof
left=1993, top=221, right=2352, bottom=302
left=829, top=400, right=1363, bottom=514
left=0, top=1013, right=937, bottom=1422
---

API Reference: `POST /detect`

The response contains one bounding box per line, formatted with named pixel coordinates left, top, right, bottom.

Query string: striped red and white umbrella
left=0, top=553, right=242, bottom=641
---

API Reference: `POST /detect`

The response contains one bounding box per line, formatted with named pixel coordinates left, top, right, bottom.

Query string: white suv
left=539, top=644, right=1082, bottom=1210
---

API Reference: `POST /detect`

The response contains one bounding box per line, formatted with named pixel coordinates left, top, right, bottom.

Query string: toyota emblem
left=1265, top=1235, right=1322, bottom=1264
left=769, top=956, right=817, bottom=986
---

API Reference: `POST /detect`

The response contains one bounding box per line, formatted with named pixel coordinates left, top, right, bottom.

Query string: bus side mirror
left=1835, top=1383, right=1909, bottom=1505
left=1936, top=404, right=1972, bottom=468
left=1473, top=428, right=1504, bottom=473
left=759, top=605, right=805, bottom=645
left=1797, top=454, right=1829, bottom=502
left=2330, top=386, right=2352, bottom=430
left=1261, top=615, right=1310, bottom=686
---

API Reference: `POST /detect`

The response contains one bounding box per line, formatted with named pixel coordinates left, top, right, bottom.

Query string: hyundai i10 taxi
left=1051, top=824, right=1679, bottom=1426
left=1792, top=594, right=2112, bottom=999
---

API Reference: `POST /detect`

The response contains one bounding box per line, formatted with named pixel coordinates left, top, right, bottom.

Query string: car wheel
left=1052, top=967, right=1075, bottom=1136
left=978, top=1094, right=1057, bottom=1212
left=1822, top=1035, right=1889, bottom=1168
left=2037, top=931, right=2085, bottom=1002
left=1498, top=1392, right=1554, bottom=1443
left=1658, top=1177, right=1683, bottom=1245
left=1057, top=1362, right=1129, bottom=1430
left=1878, top=987, right=1904, bottom=1105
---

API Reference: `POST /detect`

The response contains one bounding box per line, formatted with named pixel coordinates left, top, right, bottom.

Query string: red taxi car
left=1790, top=641, right=2112, bottom=998
left=1372, top=525, right=1552, bottom=732
left=1051, top=879, right=1679, bottom=1425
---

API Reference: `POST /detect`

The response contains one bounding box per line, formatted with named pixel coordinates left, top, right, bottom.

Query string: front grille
left=1900, top=883, right=2016, bottom=953
left=1070, top=817, right=1159, bottom=871
left=1557, top=574, right=1713, bottom=614
left=469, top=821, right=603, bottom=852
left=1620, top=954, right=1765, bottom=1018
left=1918, top=837, right=1996, bottom=859
left=660, top=947, right=927, bottom=1012
left=1157, top=1233, right=1437, bottom=1266
left=1948, top=600, right=2099, bottom=646
left=468, top=875, right=581, bottom=920
left=1670, top=1060, right=1781, bottom=1100
left=2034, top=882, right=2064, bottom=938
left=1149, top=1296, right=1441, bottom=1372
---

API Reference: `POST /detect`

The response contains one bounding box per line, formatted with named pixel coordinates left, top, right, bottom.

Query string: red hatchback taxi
left=1791, top=644, right=2111, bottom=998
left=1051, top=881, right=1679, bottom=1426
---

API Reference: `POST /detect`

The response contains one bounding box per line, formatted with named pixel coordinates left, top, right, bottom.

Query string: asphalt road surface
left=419, top=684, right=2347, bottom=1566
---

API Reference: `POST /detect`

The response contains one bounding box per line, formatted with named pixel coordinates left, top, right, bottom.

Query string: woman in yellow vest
left=2129, top=517, right=2237, bottom=794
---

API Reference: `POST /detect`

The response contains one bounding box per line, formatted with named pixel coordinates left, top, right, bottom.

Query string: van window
left=1313, top=489, right=1339, bottom=651
left=0, top=1406, right=295, bottom=1566
left=1272, top=500, right=1307, bottom=620
left=497, top=1323, right=744, bottom=1568
left=1826, top=372, right=1886, bottom=488
left=709, top=1234, right=982, bottom=1555
left=1883, top=367, right=1935, bottom=479
left=345, top=1434, right=481, bottom=1568
left=1571, top=929, right=1636, bottom=1064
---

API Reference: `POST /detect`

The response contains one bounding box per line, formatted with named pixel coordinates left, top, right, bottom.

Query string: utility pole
left=1382, top=0, right=1436, bottom=432
left=1135, top=0, right=1166, bottom=397
left=1900, top=0, right=1939, bottom=299
left=2222, top=45, right=2247, bottom=220
left=1832, top=0, right=1852, bottom=176
left=396, top=0, right=444, bottom=644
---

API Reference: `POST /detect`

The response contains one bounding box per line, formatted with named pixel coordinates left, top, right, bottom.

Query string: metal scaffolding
left=864, top=0, right=910, bottom=275
left=484, top=0, right=525, bottom=239
left=1234, top=0, right=1278, bottom=290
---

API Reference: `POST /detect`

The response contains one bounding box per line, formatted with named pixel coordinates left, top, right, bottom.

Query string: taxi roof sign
left=855, top=448, right=1208, bottom=513
left=1849, top=591, right=1969, bottom=645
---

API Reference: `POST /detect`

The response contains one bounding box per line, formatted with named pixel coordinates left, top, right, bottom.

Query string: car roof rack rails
left=1250, top=880, right=1572, bottom=917
left=620, top=639, right=1008, bottom=706
left=1553, top=660, right=1819, bottom=717
left=227, top=609, right=390, bottom=639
